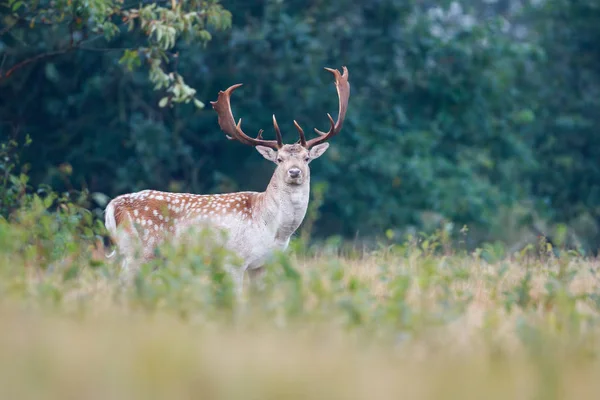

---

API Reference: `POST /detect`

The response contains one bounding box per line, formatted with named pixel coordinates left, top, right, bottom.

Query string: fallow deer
left=104, top=66, right=350, bottom=295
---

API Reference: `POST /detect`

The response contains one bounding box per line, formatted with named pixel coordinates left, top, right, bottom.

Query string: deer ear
left=309, top=143, right=330, bottom=160
left=256, top=146, right=278, bottom=163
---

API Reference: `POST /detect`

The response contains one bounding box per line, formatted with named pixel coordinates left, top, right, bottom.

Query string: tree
left=5, top=0, right=594, bottom=250
left=524, top=0, right=600, bottom=251
left=1, top=0, right=231, bottom=107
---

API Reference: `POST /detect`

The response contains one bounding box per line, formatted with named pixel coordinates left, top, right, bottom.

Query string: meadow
left=1, top=196, right=600, bottom=400
left=3, top=1, right=600, bottom=398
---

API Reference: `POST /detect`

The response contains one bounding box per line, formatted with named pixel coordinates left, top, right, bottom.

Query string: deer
left=104, top=66, right=350, bottom=296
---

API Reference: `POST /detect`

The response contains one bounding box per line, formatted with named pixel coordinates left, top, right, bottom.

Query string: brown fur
left=108, top=189, right=258, bottom=254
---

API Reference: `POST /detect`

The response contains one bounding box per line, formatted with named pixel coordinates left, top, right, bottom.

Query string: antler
left=212, top=67, right=349, bottom=150
left=210, top=84, right=283, bottom=149
left=293, top=120, right=307, bottom=147
left=294, top=66, right=350, bottom=149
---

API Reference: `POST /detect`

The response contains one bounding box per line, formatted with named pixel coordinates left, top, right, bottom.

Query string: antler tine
left=314, top=113, right=335, bottom=137
left=304, top=66, right=350, bottom=149
left=210, top=84, right=282, bottom=150
left=272, top=115, right=284, bottom=148
left=293, top=120, right=307, bottom=147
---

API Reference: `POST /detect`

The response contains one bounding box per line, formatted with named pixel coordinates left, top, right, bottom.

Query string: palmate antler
left=295, top=66, right=350, bottom=149
left=210, top=84, right=283, bottom=150
left=211, top=66, right=350, bottom=150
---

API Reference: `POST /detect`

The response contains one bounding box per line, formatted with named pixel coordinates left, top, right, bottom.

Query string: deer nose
left=288, top=168, right=301, bottom=178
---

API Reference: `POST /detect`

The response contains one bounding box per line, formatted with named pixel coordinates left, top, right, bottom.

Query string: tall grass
left=2, top=208, right=600, bottom=399
left=2, top=140, right=600, bottom=399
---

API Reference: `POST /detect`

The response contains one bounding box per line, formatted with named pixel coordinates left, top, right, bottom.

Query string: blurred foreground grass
left=1, top=220, right=600, bottom=399
left=1, top=169, right=600, bottom=399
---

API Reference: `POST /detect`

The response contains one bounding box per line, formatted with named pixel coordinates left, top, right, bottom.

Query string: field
left=1, top=211, right=600, bottom=400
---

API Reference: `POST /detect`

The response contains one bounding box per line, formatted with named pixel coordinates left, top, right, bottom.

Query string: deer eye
left=304, top=157, right=310, bottom=162
left=277, top=157, right=283, bottom=163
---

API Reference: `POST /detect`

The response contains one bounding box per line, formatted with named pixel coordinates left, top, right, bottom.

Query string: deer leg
left=118, top=244, right=148, bottom=285
left=110, top=212, right=145, bottom=284
left=247, top=267, right=266, bottom=292
left=118, top=256, right=137, bottom=285
left=224, top=264, right=246, bottom=299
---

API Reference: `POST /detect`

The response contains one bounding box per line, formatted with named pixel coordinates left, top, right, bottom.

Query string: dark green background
left=2, top=0, right=600, bottom=251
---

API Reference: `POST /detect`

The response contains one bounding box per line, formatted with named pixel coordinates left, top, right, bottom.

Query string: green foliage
left=0, top=137, right=105, bottom=279
left=2, top=0, right=600, bottom=251
left=1, top=0, right=231, bottom=107
left=0, top=136, right=31, bottom=216
left=523, top=0, right=600, bottom=249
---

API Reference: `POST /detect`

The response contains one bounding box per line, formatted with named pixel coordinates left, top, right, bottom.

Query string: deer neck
left=259, top=174, right=310, bottom=242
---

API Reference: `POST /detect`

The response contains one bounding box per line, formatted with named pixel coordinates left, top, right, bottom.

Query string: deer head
left=210, top=66, right=350, bottom=188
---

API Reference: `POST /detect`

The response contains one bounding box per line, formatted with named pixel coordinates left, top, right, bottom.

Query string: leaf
left=512, top=109, right=535, bottom=124
left=42, top=194, right=55, bottom=209
left=91, top=192, right=110, bottom=207
left=193, top=99, right=205, bottom=109
left=158, top=97, right=169, bottom=108
left=119, top=50, right=142, bottom=71
left=11, top=1, right=23, bottom=12
left=44, top=63, right=60, bottom=83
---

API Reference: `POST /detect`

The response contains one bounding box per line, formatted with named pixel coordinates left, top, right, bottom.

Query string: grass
left=0, top=179, right=599, bottom=399
left=1, top=219, right=600, bottom=400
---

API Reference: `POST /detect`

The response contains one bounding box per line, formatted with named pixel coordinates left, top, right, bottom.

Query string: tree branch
left=0, top=48, right=77, bottom=82
left=1, top=49, right=64, bottom=81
